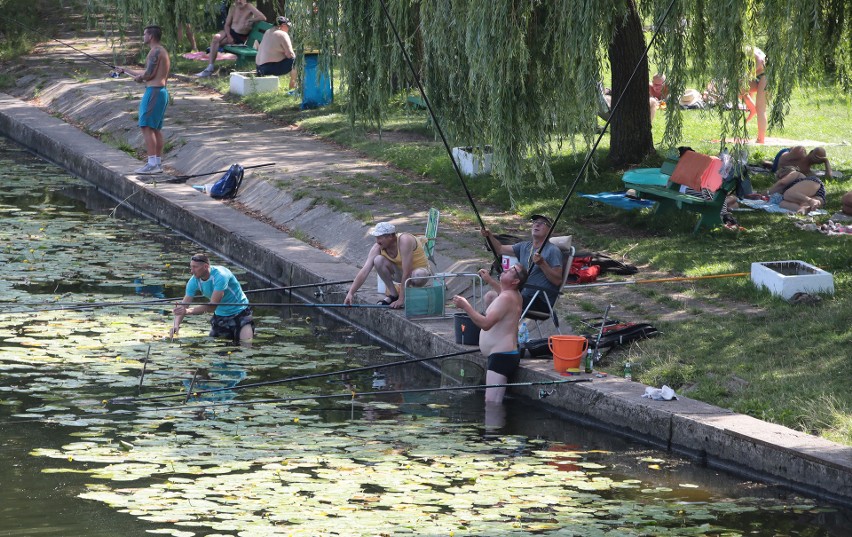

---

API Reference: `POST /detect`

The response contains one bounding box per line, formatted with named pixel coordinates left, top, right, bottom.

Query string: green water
left=0, top=136, right=850, bottom=536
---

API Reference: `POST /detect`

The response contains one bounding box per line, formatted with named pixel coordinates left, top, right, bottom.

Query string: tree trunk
left=607, top=0, right=654, bottom=167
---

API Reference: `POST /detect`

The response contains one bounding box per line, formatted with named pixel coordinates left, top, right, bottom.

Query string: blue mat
left=579, top=192, right=655, bottom=210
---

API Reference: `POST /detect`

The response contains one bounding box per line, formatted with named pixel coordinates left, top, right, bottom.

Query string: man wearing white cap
left=343, top=222, right=432, bottom=309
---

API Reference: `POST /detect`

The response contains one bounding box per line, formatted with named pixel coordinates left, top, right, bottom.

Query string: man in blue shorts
left=170, top=254, right=255, bottom=345
left=116, top=26, right=171, bottom=175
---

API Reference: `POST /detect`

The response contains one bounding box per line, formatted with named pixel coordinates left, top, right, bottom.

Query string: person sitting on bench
left=196, top=0, right=266, bottom=77
left=480, top=215, right=563, bottom=314
left=255, top=16, right=297, bottom=90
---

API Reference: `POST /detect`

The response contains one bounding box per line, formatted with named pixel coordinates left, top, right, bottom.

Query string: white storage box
left=452, top=146, right=493, bottom=177
left=229, top=72, right=279, bottom=96
left=751, top=260, right=834, bottom=299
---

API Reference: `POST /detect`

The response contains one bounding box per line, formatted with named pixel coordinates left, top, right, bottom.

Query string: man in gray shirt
left=480, top=215, right=563, bottom=312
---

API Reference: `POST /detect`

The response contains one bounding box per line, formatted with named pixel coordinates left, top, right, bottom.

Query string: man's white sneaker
left=134, top=163, right=163, bottom=175
left=196, top=67, right=214, bottom=77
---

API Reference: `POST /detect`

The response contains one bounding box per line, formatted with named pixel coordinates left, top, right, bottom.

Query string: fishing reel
left=109, top=69, right=122, bottom=79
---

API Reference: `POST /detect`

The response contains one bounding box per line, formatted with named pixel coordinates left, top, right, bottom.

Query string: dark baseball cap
left=530, top=214, right=553, bottom=227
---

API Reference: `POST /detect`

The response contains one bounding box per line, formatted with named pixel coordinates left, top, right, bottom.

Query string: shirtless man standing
left=197, top=0, right=266, bottom=77
left=452, top=264, right=527, bottom=404
left=116, top=26, right=171, bottom=175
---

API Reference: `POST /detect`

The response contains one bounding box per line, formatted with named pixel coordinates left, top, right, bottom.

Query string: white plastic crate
left=751, top=260, right=834, bottom=299
left=229, top=72, right=279, bottom=96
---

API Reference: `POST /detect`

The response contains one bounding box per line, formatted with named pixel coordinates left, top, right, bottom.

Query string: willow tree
left=90, top=0, right=852, bottom=190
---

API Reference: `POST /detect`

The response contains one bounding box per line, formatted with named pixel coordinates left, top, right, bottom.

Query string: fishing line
left=152, top=162, right=277, bottom=184
left=112, top=348, right=480, bottom=404
left=376, top=0, right=501, bottom=269
left=0, top=15, right=124, bottom=76
left=538, top=0, right=679, bottom=252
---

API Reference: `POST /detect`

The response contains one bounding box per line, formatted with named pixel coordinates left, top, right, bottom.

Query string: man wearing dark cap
left=480, top=215, right=563, bottom=312
left=255, top=15, right=297, bottom=90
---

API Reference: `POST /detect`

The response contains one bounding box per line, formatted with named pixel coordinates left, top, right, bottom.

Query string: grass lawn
left=211, top=71, right=852, bottom=445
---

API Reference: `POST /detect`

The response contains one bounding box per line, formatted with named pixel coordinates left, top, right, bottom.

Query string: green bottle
left=584, top=348, right=594, bottom=374
left=624, top=361, right=632, bottom=381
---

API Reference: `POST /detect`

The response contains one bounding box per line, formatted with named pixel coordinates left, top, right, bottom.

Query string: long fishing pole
left=0, top=280, right=355, bottom=312
left=0, top=15, right=122, bottom=75
left=562, top=272, right=749, bottom=291
left=112, top=348, right=480, bottom=404
left=538, top=0, right=679, bottom=252
left=376, top=0, right=501, bottom=270
left=156, top=162, right=277, bottom=184
left=1, top=301, right=389, bottom=314
left=3, top=377, right=591, bottom=426
left=119, top=378, right=592, bottom=413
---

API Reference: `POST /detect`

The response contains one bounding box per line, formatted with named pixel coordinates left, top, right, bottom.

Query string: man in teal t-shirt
left=170, top=254, right=254, bottom=344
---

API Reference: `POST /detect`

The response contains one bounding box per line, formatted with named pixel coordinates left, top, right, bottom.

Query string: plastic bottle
left=584, top=348, right=594, bottom=374
left=517, top=322, right=529, bottom=347
left=624, top=361, right=633, bottom=381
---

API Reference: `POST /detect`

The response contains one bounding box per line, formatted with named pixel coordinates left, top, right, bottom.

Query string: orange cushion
left=700, top=157, right=724, bottom=192
left=669, top=151, right=712, bottom=190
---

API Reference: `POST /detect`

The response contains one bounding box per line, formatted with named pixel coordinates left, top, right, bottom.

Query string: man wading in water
left=171, top=254, right=254, bottom=346
left=452, top=264, right=527, bottom=404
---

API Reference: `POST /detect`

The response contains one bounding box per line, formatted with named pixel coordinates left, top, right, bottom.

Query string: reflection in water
left=181, top=363, right=248, bottom=401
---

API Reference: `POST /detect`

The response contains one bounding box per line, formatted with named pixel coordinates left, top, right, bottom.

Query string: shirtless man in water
left=116, top=26, right=171, bottom=175
left=197, top=0, right=266, bottom=77
left=452, top=264, right=527, bottom=404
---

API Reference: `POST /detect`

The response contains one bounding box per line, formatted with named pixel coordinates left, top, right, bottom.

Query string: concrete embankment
left=2, top=91, right=851, bottom=507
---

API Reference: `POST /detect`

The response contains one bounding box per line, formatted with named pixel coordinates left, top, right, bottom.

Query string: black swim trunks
left=229, top=28, right=249, bottom=44
left=256, top=58, right=294, bottom=76
left=487, top=350, right=521, bottom=378
left=209, top=307, right=254, bottom=342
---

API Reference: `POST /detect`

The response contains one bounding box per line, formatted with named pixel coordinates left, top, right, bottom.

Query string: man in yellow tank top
left=344, top=222, right=432, bottom=309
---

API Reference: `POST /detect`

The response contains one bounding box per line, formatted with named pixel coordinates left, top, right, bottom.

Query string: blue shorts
left=139, top=86, right=168, bottom=130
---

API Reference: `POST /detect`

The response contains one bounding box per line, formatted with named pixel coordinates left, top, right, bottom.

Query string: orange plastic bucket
left=548, top=335, right=589, bottom=372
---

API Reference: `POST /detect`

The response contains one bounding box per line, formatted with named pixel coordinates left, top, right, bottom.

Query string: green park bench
left=223, top=21, right=274, bottom=70
left=623, top=153, right=737, bottom=234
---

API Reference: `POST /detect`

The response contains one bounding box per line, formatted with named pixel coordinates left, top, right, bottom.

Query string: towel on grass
left=579, top=192, right=655, bottom=210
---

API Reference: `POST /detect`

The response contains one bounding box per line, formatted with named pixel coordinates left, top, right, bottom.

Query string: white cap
left=369, top=222, right=396, bottom=236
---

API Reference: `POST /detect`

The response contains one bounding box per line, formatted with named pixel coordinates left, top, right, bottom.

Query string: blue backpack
left=209, top=164, right=244, bottom=199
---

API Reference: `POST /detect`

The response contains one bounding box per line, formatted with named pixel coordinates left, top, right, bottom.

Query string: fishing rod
left=538, top=0, right=679, bottom=253
left=4, top=377, right=590, bottom=426
left=1, top=301, right=388, bottom=314
left=376, top=0, right=501, bottom=270
left=118, top=378, right=592, bottom=413
left=113, top=348, right=480, bottom=404
left=0, top=15, right=123, bottom=76
left=562, top=272, right=749, bottom=291
left=155, top=163, right=277, bottom=184
left=0, top=280, right=355, bottom=312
